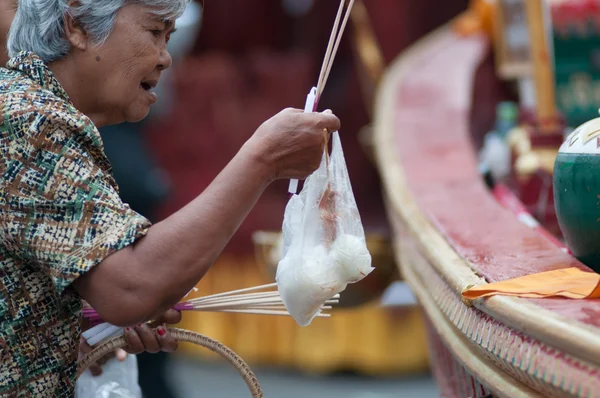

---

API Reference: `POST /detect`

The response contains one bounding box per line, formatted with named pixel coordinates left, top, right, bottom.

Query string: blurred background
left=99, top=0, right=470, bottom=396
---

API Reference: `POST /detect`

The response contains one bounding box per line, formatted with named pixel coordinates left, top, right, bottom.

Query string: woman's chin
left=125, top=106, right=152, bottom=124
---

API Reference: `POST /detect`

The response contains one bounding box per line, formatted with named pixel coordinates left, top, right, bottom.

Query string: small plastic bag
left=277, top=131, right=374, bottom=326
left=76, top=354, right=142, bottom=398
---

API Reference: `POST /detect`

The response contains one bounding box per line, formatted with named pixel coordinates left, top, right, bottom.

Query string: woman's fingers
left=120, top=307, right=181, bottom=355
left=123, top=311, right=180, bottom=355
left=123, top=326, right=144, bottom=354
left=248, top=107, right=342, bottom=181
left=134, top=323, right=161, bottom=354
left=151, top=309, right=182, bottom=326
left=124, top=324, right=177, bottom=354
left=115, top=348, right=128, bottom=362
left=88, top=362, right=103, bottom=377
left=79, top=338, right=93, bottom=357
left=79, top=338, right=103, bottom=376
left=155, top=325, right=178, bottom=353
left=311, top=110, right=341, bottom=132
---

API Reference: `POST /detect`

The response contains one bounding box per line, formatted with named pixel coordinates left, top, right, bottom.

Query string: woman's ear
left=63, top=6, right=88, bottom=51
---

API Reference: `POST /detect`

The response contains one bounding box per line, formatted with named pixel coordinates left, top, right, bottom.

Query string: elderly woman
left=0, top=0, right=340, bottom=396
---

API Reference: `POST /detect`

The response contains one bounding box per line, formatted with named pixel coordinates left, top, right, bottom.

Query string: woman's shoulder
left=1, top=67, right=65, bottom=109
left=0, top=68, right=92, bottom=134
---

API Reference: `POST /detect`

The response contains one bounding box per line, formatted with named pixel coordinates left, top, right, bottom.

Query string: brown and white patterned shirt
left=0, top=52, right=151, bottom=397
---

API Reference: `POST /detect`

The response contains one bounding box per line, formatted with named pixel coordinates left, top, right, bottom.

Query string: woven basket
left=78, top=328, right=264, bottom=397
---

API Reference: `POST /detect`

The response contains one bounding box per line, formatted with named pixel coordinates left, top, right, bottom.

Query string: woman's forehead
left=120, top=5, right=176, bottom=25
left=146, top=14, right=177, bottom=32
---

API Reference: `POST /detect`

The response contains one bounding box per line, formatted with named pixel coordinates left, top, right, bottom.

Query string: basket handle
left=78, top=327, right=264, bottom=398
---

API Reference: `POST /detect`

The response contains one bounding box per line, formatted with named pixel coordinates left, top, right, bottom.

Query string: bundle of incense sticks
left=289, top=0, right=356, bottom=194
left=82, top=283, right=339, bottom=346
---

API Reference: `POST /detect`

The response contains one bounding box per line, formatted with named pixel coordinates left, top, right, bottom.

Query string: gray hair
left=8, top=0, right=190, bottom=63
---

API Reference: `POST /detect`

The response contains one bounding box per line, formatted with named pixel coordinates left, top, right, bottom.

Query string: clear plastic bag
left=277, top=131, right=373, bottom=326
left=76, top=354, right=142, bottom=398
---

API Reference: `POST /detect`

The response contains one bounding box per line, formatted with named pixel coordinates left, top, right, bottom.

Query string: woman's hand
left=122, top=309, right=181, bottom=355
left=247, top=108, right=341, bottom=181
left=79, top=309, right=182, bottom=376
left=79, top=338, right=128, bottom=376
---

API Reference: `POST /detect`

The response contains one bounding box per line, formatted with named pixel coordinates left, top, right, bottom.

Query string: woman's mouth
left=140, top=80, right=159, bottom=103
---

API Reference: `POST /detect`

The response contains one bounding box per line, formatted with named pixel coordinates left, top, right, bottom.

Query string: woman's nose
left=157, top=49, right=173, bottom=71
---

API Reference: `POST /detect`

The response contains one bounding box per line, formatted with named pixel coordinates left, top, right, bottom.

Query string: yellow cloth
left=462, top=268, right=600, bottom=300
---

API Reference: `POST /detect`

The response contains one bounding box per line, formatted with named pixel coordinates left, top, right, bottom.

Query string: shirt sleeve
left=0, top=111, right=152, bottom=295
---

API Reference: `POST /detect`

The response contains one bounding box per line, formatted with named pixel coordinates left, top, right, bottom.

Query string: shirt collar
left=7, top=51, right=72, bottom=103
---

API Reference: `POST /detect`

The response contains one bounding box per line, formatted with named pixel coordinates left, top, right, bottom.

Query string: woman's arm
left=73, top=109, right=341, bottom=326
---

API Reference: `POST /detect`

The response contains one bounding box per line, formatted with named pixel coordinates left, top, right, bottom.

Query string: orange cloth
left=453, top=0, right=496, bottom=38
left=462, top=268, right=600, bottom=300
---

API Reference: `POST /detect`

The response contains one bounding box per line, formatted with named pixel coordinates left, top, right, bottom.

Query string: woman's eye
left=150, top=29, right=162, bottom=37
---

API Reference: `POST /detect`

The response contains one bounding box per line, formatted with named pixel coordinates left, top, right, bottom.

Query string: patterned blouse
left=0, top=52, right=151, bottom=397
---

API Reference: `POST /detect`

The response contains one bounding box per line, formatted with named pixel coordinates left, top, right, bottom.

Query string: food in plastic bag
left=277, top=131, right=373, bottom=326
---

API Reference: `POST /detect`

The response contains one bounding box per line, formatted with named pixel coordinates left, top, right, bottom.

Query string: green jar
left=554, top=117, right=600, bottom=272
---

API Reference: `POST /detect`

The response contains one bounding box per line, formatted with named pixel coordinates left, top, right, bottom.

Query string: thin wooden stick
left=193, top=305, right=334, bottom=312
left=185, top=292, right=339, bottom=306
left=188, top=291, right=340, bottom=304
left=191, top=297, right=290, bottom=310
left=188, top=295, right=340, bottom=308
left=317, top=0, right=346, bottom=96
left=206, top=309, right=332, bottom=317
left=82, top=292, right=341, bottom=323
left=240, top=305, right=289, bottom=310
left=193, top=301, right=282, bottom=310
left=193, top=283, right=277, bottom=301
left=320, top=0, right=356, bottom=97
left=195, top=303, right=338, bottom=312
left=187, top=291, right=280, bottom=304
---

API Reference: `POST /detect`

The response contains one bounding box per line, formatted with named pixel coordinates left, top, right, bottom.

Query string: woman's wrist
left=240, top=138, right=277, bottom=186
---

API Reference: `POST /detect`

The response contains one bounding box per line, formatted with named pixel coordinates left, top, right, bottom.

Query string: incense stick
left=82, top=291, right=337, bottom=345
left=214, top=309, right=331, bottom=317
left=82, top=277, right=340, bottom=346
left=194, top=283, right=278, bottom=301
left=82, top=286, right=339, bottom=329
left=317, top=0, right=346, bottom=95
left=289, top=0, right=355, bottom=194
left=320, top=0, right=356, bottom=97
left=187, top=291, right=281, bottom=304
left=316, top=0, right=357, bottom=98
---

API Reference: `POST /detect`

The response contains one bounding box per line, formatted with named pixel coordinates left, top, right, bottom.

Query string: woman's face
left=82, top=5, right=175, bottom=124
left=0, top=0, right=17, bottom=65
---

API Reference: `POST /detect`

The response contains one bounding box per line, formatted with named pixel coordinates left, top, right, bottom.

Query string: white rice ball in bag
left=277, top=131, right=373, bottom=326
left=331, top=234, right=374, bottom=283
left=277, top=244, right=347, bottom=326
